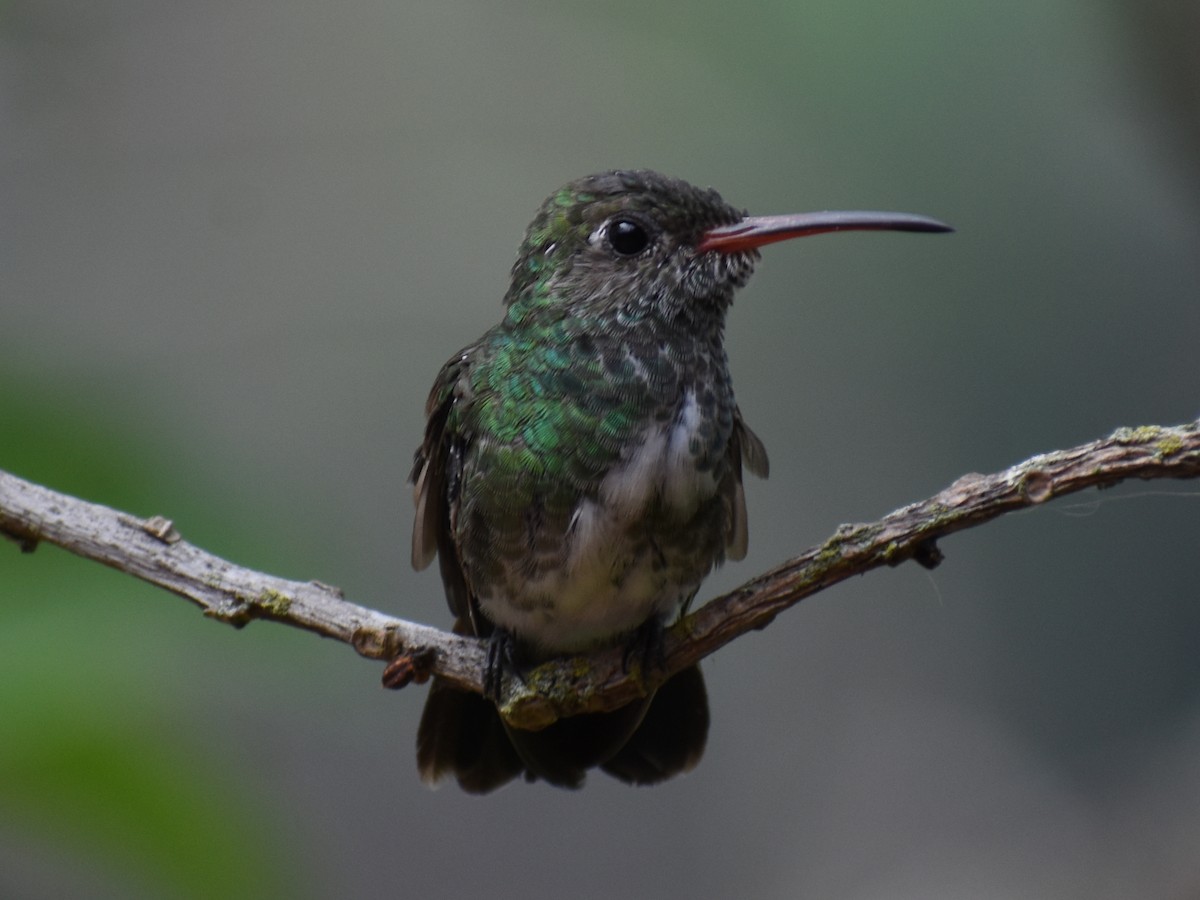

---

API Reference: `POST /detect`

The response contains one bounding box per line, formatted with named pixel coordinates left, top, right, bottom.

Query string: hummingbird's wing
left=735, top=407, right=769, bottom=480
left=411, top=351, right=478, bottom=630
left=724, top=407, right=769, bottom=562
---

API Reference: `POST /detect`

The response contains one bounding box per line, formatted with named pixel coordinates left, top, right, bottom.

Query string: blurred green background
left=2, top=1, right=1199, bottom=897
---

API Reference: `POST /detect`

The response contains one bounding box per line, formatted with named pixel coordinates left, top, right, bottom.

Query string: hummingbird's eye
left=606, top=218, right=651, bottom=256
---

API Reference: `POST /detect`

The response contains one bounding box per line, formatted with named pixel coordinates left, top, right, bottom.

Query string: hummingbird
left=411, top=169, right=950, bottom=792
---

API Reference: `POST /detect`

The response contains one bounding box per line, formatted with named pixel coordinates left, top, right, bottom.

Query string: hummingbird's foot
left=483, top=628, right=523, bottom=701
left=622, top=617, right=668, bottom=678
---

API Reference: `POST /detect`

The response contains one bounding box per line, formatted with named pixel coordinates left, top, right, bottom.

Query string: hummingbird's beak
left=698, top=211, right=953, bottom=254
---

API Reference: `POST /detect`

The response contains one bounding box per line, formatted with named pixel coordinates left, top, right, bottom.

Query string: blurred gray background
left=2, top=1, right=1199, bottom=897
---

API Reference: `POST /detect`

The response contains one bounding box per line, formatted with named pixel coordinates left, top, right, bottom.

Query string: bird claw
left=484, top=629, right=523, bottom=701
left=622, top=618, right=668, bottom=678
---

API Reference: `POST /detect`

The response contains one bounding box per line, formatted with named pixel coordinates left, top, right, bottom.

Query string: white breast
left=477, top=390, right=719, bottom=653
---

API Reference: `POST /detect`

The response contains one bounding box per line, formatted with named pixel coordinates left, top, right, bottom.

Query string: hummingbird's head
left=503, top=170, right=758, bottom=331
left=502, top=169, right=952, bottom=332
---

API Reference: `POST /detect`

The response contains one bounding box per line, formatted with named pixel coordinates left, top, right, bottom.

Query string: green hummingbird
left=411, top=169, right=950, bottom=792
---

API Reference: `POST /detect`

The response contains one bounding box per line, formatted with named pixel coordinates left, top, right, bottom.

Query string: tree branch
left=3, top=421, right=1198, bottom=730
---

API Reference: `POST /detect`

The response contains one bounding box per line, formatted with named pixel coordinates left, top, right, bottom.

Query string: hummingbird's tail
left=598, top=662, right=709, bottom=785
left=416, top=682, right=525, bottom=792
left=416, top=665, right=709, bottom=793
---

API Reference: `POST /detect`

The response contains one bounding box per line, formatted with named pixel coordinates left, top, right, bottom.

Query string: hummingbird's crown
left=520, top=169, right=744, bottom=257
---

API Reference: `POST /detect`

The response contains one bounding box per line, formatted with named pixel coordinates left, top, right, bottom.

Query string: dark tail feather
left=503, top=695, right=653, bottom=789
left=417, top=680, right=524, bottom=794
left=601, top=664, right=709, bottom=785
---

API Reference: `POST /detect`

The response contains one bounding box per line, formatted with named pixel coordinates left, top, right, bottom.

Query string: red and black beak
left=698, top=210, right=952, bottom=254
